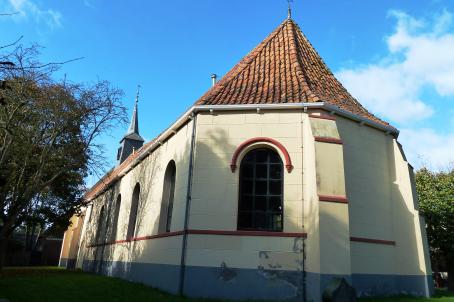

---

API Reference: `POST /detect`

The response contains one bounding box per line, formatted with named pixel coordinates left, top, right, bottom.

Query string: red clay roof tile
left=195, top=19, right=390, bottom=127
left=85, top=18, right=393, bottom=202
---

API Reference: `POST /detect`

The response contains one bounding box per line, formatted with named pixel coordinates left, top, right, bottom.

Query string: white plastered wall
left=337, top=116, right=431, bottom=278
left=186, top=110, right=305, bottom=271
left=76, top=120, right=194, bottom=267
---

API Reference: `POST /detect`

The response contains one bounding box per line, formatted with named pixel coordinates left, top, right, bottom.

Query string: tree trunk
left=447, top=254, right=454, bottom=291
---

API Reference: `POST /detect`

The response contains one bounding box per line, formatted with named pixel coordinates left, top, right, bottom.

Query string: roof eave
left=86, top=102, right=398, bottom=202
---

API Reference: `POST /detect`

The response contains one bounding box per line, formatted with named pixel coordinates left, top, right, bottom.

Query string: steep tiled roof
left=196, top=19, right=390, bottom=127
left=85, top=18, right=393, bottom=202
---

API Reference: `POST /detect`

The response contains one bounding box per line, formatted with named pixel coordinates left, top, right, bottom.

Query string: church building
left=59, top=14, right=433, bottom=301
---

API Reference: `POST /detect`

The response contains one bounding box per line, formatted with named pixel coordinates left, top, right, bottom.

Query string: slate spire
left=127, top=86, right=140, bottom=135
left=117, top=86, right=144, bottom=164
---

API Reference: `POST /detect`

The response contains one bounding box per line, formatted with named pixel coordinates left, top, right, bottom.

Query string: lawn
left=0, top=267, right=452, bottom=302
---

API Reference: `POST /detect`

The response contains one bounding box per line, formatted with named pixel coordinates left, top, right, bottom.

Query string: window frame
left=111, top=194, right=121, bottom=241
left=127, top=183, right=140, bottom=239
left=237, top=147, right=284, bottom=232
left=95, top=205, right=106, bottom=244
left=159, top=160, right=177, bottom=233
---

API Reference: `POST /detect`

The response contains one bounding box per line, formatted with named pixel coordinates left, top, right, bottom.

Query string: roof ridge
left=286, top=20, right=320, bottom=103
left=196, top=19, right=290, bottom=105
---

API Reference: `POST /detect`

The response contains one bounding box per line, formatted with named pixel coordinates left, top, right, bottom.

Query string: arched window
left=111, top=194, right=121, bottom=241
left=95, top=206, right=106, bottom=244
left=159, top=161, right=176, bottom=233
left=127, top=184, right=140, bottom=239
left=238, top=148, right=283, bottom=232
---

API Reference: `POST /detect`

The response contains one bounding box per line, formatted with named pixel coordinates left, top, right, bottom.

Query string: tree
left=416, top=167, right=454, bottom=290
left=0, top=44, right=127, bottom=268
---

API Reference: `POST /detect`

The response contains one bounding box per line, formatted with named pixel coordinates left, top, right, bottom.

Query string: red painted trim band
left=309, top=114, right=336, bottom=121
left=89, top=231, right=185, bottom=247
left=88, top=229, right=307, bottom=247
left=230, top=137, right=293, bottom=173
left=314, top=137, right=343, bottom=144
left=187, top=229, right=307, bottom=238
left=318, top=194, right=348, bottom=204
left=350, top=236, right=396, bottom=246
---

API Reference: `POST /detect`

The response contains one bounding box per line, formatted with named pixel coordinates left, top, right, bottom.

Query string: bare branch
left=0, top=36, right=23, bottom=50
left=0, top=12, right=19, bottom=16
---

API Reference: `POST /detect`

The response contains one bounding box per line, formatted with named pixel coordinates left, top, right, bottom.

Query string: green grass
left=0, top=267, right=452, bottom=302
left=360, top=288, right=454, bottom=302
left=0, top=267, right=203, bottom=302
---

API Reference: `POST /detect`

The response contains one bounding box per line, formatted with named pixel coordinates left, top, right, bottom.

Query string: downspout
left=178, top=112, right=197, bottom=295
left=301, top=111, right=307, bottom=302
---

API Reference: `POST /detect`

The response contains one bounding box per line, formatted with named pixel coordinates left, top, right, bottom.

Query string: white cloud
left=399, top=128, right=454, bottom=171
left=3, top=0, right=62, bottom=29
left=337, top=10, right=454, bottom=169
left=337, top=10, right=454, bottom=123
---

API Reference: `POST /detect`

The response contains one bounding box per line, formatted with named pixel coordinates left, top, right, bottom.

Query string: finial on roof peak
left=287, top=0, right=293, bottom=19
left=135, top=84, right=141, bottom=104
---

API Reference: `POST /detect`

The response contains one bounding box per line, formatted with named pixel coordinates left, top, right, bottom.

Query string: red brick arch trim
left=230, top=137, right=293, bottom=173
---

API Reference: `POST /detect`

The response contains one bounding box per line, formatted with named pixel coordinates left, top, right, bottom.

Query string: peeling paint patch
left=257, top=251, right=304, bottom=299
left=219, top=262, right=237, bottom=282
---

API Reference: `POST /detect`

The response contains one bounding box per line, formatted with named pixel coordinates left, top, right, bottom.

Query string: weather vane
left=287, top=0, right=293, bottom=19
left=136, top=84, right=141, bottom=104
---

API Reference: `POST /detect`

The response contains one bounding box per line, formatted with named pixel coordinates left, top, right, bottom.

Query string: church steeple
left=127, top=86, right=140, bottom=135
left=117, top=86, right=144, bottom=165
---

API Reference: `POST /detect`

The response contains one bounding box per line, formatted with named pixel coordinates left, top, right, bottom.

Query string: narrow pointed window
left=95, top=206, right=106, bottom=244
left=111, top=194, right=121, bottom=241
left=159, top=161, right=176, bottom=233
left=238, top=148, right=283, bottom=231
left=127, top=184, right=140, bottom=239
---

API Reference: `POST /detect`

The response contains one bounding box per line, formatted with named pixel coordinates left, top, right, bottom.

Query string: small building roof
left=195, top=18, right=390, bottom=127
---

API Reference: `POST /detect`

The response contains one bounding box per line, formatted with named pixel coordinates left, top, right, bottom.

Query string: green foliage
left=415, top=168, right=454, bottom=258
left=0, top=45, right=127, bottom=259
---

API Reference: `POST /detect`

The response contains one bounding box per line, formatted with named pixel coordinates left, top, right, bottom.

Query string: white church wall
left=78, top=120, right=195, bottom=274
left=181, top=110, right=306, bottom=300
left=337, top=115, right=432, bottom=296
left=190, top=110, right=304, bottom=233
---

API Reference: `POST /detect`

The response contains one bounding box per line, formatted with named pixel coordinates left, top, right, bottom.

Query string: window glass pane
left=270, top=164, right=282, bottom=179
left=239, top=195, right=253, bottom=211
left=255, top=196, right=267, bottom=211
left=241, top=164, right=253, bottom=178
left=243, top=153, right=254, bottom=163
left=269, top=196, right=282, bottom=211
left=241, top=180, right=253, bottom=194
left=271, top=213, right=282, bottom=230
left=269, top=180, right=281, bottom=195
left=255, top=180, right=267, bottom=195
left=254, top=212, right=267, bottom=229
left=256, top=164, right=267, bottom=179
left=269, top=152, right=281, bottom=163
left=238, top=212, right=252, bottom=229
left=256, top=150, right=268, bottom=163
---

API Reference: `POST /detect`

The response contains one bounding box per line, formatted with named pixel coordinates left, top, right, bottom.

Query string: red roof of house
left=196, top=18, right=390, bottom=127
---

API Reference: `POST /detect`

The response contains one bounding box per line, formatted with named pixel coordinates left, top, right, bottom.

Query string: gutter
left=87, top=102, right=398, bottom=201
left=123, top=102, right=398, bottom=172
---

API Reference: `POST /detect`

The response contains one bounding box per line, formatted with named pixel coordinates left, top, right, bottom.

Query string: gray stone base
left=79, top=260, right=432, bottom=301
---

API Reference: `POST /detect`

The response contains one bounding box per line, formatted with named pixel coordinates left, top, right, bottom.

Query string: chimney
left=211, top=74, right=217, bottom=87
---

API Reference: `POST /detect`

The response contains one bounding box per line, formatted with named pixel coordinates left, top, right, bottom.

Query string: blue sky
left=2, top=0, right=454, bottom=183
